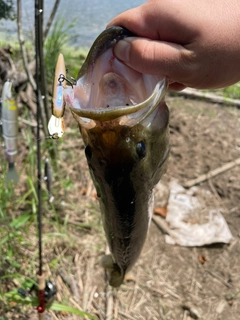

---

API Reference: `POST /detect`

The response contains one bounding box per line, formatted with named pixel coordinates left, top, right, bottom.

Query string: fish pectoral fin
left=100, top=254, right=124, bottom=287
left=108, top=269, right=124, bottom=288
left=100, top=254, right=114, bottom=270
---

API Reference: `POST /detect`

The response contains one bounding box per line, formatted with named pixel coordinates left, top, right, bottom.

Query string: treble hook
left=58, top=73, right=76, bottom=88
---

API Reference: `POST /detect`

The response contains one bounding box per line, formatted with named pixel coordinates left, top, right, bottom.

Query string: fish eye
left=85, top=145, right=92, bottom=160
left=136, top=141, right=146, bottom=159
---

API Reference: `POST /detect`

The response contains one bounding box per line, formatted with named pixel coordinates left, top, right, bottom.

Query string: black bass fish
left=1, top=80, right=19, bottom=182
left=64, top=26, right=169, bottom=287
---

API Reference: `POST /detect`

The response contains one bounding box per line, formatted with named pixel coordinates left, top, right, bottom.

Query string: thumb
left=113, top=37, right=193, bottom=87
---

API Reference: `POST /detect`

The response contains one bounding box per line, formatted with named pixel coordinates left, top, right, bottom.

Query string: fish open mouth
left=64, top=27, right=168, bottom=128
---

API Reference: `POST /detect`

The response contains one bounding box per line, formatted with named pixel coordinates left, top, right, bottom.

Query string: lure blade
left=1, top=80, right=19, bottom=183
left=48, top=115, right=65, bottom=138
left=5, top=162, right=18, bottom=182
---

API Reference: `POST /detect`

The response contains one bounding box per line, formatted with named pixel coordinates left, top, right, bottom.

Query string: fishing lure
left=1, top=80, right=19, bottom=182
left=52, top=53, right=66, bottom=118
left=48, top=53, right=66, bottom=139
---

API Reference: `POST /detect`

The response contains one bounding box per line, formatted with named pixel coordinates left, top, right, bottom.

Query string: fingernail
left=114, top=39, right=130, bottom=62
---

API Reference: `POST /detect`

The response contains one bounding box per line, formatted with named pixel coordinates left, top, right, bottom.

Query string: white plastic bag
left=157, top=180, right=233, bottom=246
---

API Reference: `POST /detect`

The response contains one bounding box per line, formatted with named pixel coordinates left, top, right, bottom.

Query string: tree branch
left=175, top=88, right=240, bottom=107
left=43, top=0, right=61, bottom=40
left=17, top=0, right=36, bottom=91
left=183, top=157, right=240, bottom=188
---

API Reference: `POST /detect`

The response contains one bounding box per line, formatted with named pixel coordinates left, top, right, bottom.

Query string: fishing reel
left=43, top=281, right=57, bottom=305
left=18, top=280, right=57, bottom=306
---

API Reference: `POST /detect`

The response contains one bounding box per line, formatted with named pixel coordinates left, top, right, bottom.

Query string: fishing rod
left=10, top=0, right=58, bottom=316
left=35, top=0, right=45, bottom=317
left=35, top=0, right=56, bottom=318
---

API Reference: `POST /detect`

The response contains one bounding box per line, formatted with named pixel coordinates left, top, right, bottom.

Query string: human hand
left=108, top=0, right=240, bottom=90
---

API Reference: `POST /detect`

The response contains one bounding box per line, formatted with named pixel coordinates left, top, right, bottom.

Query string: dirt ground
left=6, top=95, right=240, bottom=320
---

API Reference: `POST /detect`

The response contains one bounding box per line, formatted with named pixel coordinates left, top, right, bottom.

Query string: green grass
left=222, top=83, right=240, bottom=99
left=44, top=15, right=88, bottom=83
left=0, top=17, right=92, bottom=317
left=203, top=83, right=240, bottom=100
left=0, top=121, right=96, bottom=318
